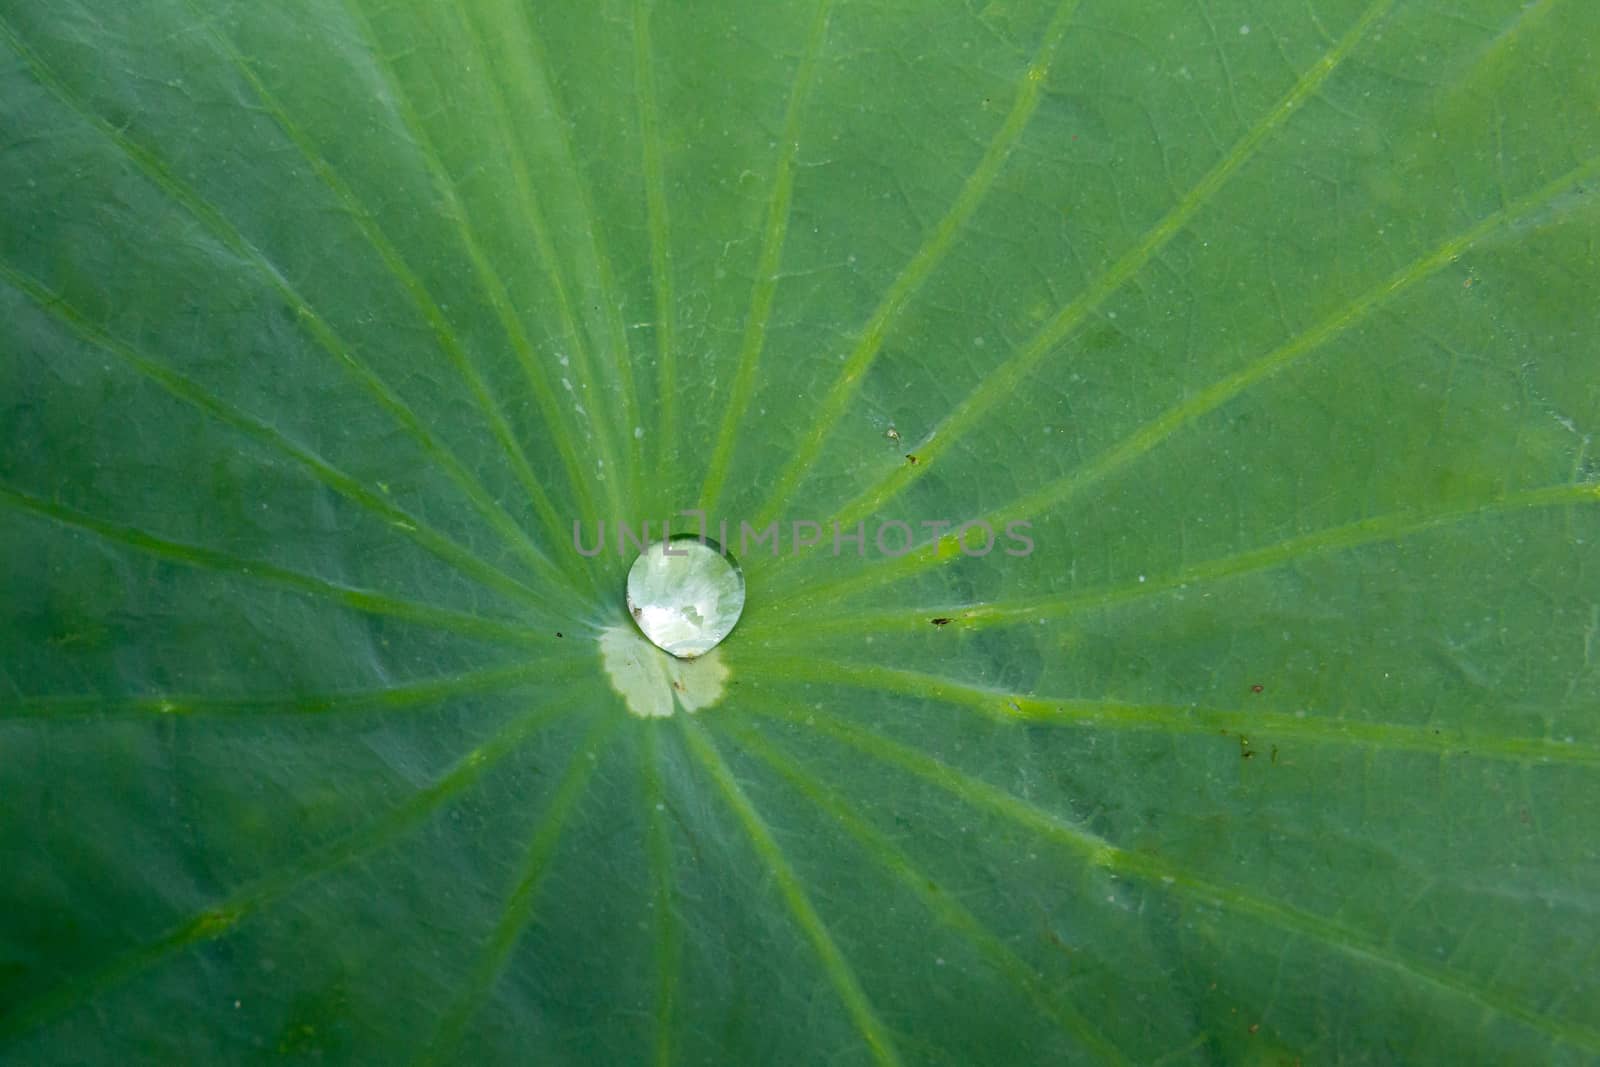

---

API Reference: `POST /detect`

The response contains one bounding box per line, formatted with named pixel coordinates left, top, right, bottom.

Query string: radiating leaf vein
left=189, top=2, right=580, bottom=580
left=680, top=717, right=903, bottom=1067
left=419, top=714, right=620, bottom=1064
left=0, top=14, right=567, bottom=607
left=747, top=0, right=1085, bottom=530
left=736, top=655, right=1600, bottom=765
left=0, top=263, right=573, bottom=616
left=698, top=0, right=837, bottom=514
left=338, top=0, right=627, bottom=530
left=0, top=698, right=579, bottom=1042
left=745, top=698, right=1600, bottom=1053
left=719, top=717, right=1128, bottom=1065
left=0, top=481, right=568, bottom=653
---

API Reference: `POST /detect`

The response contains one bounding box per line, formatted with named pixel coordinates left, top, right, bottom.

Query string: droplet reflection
left=625, top=536, right=745, bottom=658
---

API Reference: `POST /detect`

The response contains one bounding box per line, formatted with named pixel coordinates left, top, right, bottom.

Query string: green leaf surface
left=4, top=0, right=1599, bottom=1062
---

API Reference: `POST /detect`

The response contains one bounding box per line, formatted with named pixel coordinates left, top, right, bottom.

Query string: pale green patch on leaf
left=598, top=624, right=731, bottom=718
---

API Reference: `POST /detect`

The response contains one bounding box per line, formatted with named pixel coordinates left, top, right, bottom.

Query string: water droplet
left=626, top=537, right=745, bottom=658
